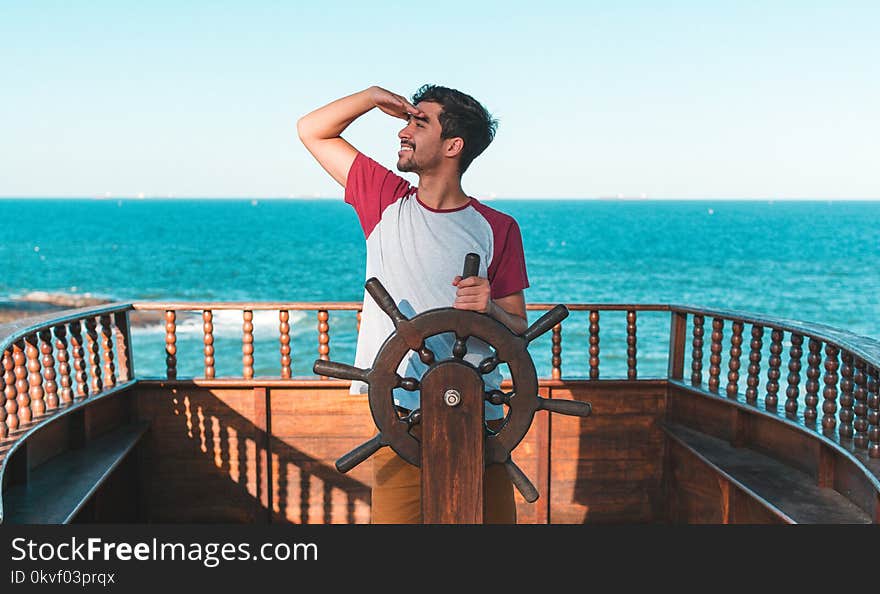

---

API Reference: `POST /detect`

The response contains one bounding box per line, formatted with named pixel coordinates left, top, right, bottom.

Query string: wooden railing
left=1, top=301, right=878, bottom=478
left=667, top=304, right=880, bottom=462
left=0, top=304, right=136, bottom=441
left=130, top=302, right=674, bottom=382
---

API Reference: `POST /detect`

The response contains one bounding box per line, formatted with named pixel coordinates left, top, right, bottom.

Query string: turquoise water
left=1, top=199, right=878, bottom=380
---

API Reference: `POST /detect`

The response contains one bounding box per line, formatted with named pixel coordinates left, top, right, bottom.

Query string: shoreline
left=0, top=293, right=173, bottom=328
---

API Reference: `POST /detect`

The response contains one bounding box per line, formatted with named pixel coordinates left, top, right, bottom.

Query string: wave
left=1, top=292, right=316, bottom=333
left=130, top=308, right=311, bottom=336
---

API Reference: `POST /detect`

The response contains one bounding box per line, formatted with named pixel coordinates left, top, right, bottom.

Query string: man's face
left=397, top=101, right=445, bottom=173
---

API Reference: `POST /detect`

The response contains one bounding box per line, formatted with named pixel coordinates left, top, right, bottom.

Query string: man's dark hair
left=411, top=84, right=498, bottom=175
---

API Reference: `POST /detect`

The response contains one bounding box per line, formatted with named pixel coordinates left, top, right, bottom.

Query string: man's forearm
left=487, top=301, right=528, bottom=335
left=296, top=87, right=376, bottom=140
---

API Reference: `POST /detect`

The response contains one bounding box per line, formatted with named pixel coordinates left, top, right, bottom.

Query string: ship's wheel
left=313, top=254, right=591, bottom=502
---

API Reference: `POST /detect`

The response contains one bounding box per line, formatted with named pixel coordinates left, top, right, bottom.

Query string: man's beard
left=397, top=154, right=419, bottom=173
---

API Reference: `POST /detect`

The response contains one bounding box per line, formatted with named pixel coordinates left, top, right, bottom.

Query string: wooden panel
left=4, top=422, right=149, bottom=524
left=549, top=383, right=666, bottom=523
left=269, top=387, right=375, bottom=524
left=664, top=423, right=871, bottom=523
left=91, top=455, right=140, bottom=523
left=665, top=439, right=725, bottom=523
left=133, top=385, right=263, bottom=523
left=730, top=486, right=785, bottom=524
left=533, top=387, right=551, bottom=524
left=833, top=454, right=879, bottom=519
left=27, top=415, right=73, bottom=469
left=274, top=460, right=371, bottom=525
left=84, top=392, right=131, bottom=440
left=420, top=363, right=484, bottom=524
left=748, top=414, right=819, bottom=478
left=666, top=387, right=733, bottom=441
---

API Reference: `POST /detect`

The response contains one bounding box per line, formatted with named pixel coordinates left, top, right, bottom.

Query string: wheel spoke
left=396, top=375, right=420, bottom=391
left=537, top=397, right=592, bottom=417
left=417, top=345, right=435, bottom=365
left=478, top=354, right=500, bottom=374
left=453, top=336, right=468, bottom=359
left=365, top=277, right=409, bottom=326
left=485, top=389, right=512, bottom=406
left=503, top=457, right=539, bottom=502
left=404, top=408, right=421, bottom=428
left=521, top=304, right=569, bottom=344
left=335, top=433, right=385, bottom=473
left=312, top=360, right=370, bottom=382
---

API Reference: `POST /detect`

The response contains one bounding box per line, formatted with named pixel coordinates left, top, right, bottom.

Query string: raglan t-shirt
left=344, top=152, right=529, bottom=420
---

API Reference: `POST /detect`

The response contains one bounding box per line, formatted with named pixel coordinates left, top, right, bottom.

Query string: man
left=297, top=84, right=529, bottom=523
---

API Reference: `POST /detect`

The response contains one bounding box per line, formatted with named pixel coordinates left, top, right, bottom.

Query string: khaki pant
left=370, top=426, right=517, bottom=524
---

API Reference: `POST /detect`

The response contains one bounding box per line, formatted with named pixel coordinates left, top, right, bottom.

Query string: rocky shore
left=0, top=292, right=169, bottom=327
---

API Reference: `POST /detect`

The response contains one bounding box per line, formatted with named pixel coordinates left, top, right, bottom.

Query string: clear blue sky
left=1, top=0, right=877, bottom=199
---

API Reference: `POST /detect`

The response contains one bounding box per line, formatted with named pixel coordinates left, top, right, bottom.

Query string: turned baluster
left=203, top=310, right=215, bottom=379
left=691, top=314, right=704, bottom=386
left=804, top=338, right=822, bottom=424
left=25, top=334, right=44, bottom=417
left=867, top=365, right=879, bottom=458
left=280, top=310, right=291, bottom=379
left=3, top=349, right=17, bottom=432
left=0, top=352, right=6, bottom=438
left=838, top=351, right=854, bottom=439
left=821, top=344, right=839, bottom=436
left=551, top=322, right=562, bottom=380
left=39, top=329, right=58, bottom=410
left=165, top=310, right=177, bottom=380
left=785, top=333, right=803, bottom=417
left=588, top=310, right=599, bottom=379
left=626, top=310, right=637, bottom=380
left=84, top=318, right=103, bottom=394
left=113, top=311, right=132, bottom=382
left=726, top=320, right=744, bottom=398
left=765, top=329, right=783, bottom=410
left=54, top=325, right=73, bottom=404
left=242, top=310, right=254, bottom=380
left=99, top=314, right=116, bottom=388
left=744, top=325, right=763, bottom=405
left=13, top=340, right=30, bottom=424
left=68, top=321, right=88, bottom=397
left=317, top=310, right=330, bottom=366
left=852, top=358, right=868, bottom=449
left=708, top=318, right=724, bottom=393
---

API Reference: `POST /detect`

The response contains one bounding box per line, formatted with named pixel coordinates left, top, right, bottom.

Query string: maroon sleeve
left=488, top=218, right=530, bottom=299
left=344, top=152, right=413, bottom=237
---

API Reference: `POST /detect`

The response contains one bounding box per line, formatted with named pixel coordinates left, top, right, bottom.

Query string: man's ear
left=445, top=137, right=464, bottom=158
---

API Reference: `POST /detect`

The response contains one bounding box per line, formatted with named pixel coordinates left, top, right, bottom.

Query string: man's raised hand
left=369, top=86, right=425, bottom=120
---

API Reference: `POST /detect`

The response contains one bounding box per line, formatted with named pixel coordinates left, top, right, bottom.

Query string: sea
left=1, top=198, right=878, bottom=383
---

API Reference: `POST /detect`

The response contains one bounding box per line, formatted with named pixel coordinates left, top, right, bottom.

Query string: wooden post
left=279, top=310, right=291, bottom=379
left=690, top=314, right=704, bottom=386
left=203, top=310, right=215, bottom=379
left=113, top=311, right=134, bottom=383
left=164, top=311, right=177, bottom=380
left=242, top=310, right=254, bottom=380
left=626, top=310, right=637, bottom=380
left=420, top=361, right=484, bottom=524
left=745, top=324, right=764, bottom=405
left=668, top=311, right=687, bottom=381
left=588, top=310, right=600, bottom=379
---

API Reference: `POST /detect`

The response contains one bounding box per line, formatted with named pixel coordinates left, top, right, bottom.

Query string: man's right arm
left=296, top=86, right=424, bottom=188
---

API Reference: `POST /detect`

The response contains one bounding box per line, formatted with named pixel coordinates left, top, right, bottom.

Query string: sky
left=0, top=0, right=877, bottom=199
